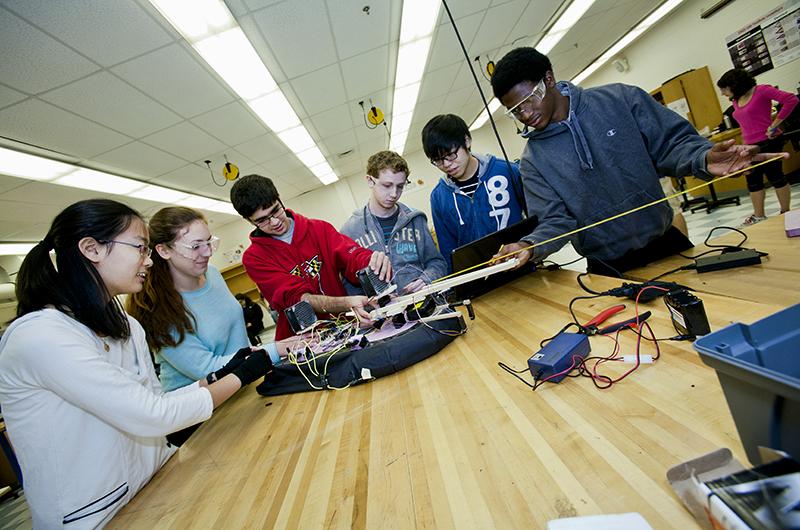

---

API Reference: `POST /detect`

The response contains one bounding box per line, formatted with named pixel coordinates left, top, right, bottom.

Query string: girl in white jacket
left=0, top=199, right=275, bottom=528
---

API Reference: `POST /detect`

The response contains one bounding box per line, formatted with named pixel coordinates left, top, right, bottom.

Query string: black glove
left=230, top=348, right=273, bottom=386
left=205, top=347, right=262, bottom=384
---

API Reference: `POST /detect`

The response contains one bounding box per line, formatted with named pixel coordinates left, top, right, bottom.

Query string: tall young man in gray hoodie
left=489, top=47, right=786, bottom=276
left=341, top=151, right=447, bottom=294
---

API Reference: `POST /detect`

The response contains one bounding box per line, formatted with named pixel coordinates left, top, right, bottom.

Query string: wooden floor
left=111, top=267, right=786, bottom=529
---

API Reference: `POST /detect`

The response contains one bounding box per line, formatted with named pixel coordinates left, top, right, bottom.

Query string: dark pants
left=586, top=226, right=693, bottom=277
left=745, top=138, right=788, bottom=192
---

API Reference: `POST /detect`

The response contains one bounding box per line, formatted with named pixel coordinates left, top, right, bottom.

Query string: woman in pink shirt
left=717, top=68, right=797, bottom=225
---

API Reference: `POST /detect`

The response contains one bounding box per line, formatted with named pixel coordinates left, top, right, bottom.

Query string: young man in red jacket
left=230, top=174, right=391, bottom=340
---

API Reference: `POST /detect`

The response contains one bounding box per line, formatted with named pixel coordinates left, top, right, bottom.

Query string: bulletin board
left=724, top=0, right=800, bottom=75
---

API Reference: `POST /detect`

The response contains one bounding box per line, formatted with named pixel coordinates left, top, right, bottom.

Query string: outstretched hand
left=491, top=241, right=531, bottom=269
left=706, top=139, right=788, bottom=176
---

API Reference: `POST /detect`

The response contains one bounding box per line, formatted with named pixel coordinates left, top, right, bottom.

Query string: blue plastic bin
left=693, top=303, right=800, bottom=465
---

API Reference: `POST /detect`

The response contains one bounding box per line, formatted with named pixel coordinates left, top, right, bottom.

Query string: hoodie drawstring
left=563, top=109, right=594, bottom=170
left=452, top=193, right=464, bottom=226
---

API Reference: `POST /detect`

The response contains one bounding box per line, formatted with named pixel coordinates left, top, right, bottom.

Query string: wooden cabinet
left=650, top=66, right=722, bottom=132
left=220, top=263, right=260, bottom=301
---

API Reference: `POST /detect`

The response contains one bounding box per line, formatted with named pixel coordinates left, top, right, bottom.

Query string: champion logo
left=606, top=129, right=616, bottom=136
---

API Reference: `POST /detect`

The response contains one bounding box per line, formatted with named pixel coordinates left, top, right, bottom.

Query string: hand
left=346, top=295, right=374, bottom=326
left=403, top=278, right=427, bottom=294
left=369, top=251, right=392, bottom=282
left=230, top=348, right=273, bottom=386
left=275, top=333, right=317, bottom=359
left=766, top=126, right=781, bottom=139
left=492, top=241, right=532, bottom=269
left=706, top=139, right=789, bottom=176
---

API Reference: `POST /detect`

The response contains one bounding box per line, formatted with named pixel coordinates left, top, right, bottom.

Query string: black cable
left=497, top=362, right=537, bottom=389
left=568, top=294, right=603, bottom=328
left=440, top=0, right=516, bottom=179
left=541, top=255, right=585, bottom=271
left=576, top=272, right=603, bottom=295
left=647, top=263, right=697, bottom=282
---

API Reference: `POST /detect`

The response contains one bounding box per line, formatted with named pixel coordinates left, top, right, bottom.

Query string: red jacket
left=242, top=210, right=373, bottom=339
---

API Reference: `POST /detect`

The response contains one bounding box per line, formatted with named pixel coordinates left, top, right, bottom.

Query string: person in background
left=236, top=293, right=265, bottom=345
left=341, top=150, right=447, bottom=294
left=230, top=174, right=392, bottom=340
left=717, top=68, right=797, bottom=225
left=0, top=199, right=273, bottom=528
left=422, top=114, right=526, bottom=273
left=127, top=207, right=280, bottom=392
left=489, top=47, right=788, bottom=276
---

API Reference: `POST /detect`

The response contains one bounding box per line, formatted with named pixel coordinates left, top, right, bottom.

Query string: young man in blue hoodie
left=422, top=114, right=526, bottom=273
left=341, top=151, right=447, bottom=294
left=490, top=47, right=784, bottom=276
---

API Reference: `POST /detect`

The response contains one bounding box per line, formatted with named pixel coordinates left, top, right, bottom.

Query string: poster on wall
left=725, top=0, right=799, bottom=75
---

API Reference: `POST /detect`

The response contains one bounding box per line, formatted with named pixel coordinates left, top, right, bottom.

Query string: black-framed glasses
left=250, top=201, right=285, bottom=227
left=430, top=148, right=460, bottom=167
left=99, top=240, right=152, bottom=258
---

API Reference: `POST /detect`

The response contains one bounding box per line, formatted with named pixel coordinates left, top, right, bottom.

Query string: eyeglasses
left=250, top=202, right=285, bottom=227
left=99, top=240, right=152, bottom=258
left=430, top=148, right=460, bottom=167
left=504, top=78, right=547, bottom=119
left=171, top=236, right=220, bottom=257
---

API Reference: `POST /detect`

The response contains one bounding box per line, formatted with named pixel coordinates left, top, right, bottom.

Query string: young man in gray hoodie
left=489, top=47, right=786, bottom=276
left=341, top=151, right=447, bottom=294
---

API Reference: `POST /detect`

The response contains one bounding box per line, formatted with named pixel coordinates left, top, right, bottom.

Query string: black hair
left=421, top=114, right=471, bottom=160
left=491, top=47, right=553, bottom=100
left=716, top=68, right=756, bottom=100
left=230, top=174, right=281, bottom=219
left=235, top=293, right=254, bottom=307
left=15, top=199, right=141, bottom=340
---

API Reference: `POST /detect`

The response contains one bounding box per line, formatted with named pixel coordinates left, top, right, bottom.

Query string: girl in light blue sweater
left=127, top=207, right=280, bottom=392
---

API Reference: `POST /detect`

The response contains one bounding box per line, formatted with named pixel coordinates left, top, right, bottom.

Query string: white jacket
left=0, top=309, right=214, bottom=529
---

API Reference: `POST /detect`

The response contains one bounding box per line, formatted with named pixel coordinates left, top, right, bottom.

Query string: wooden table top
left=110, top=270, right=784, bottom=529
left=623, top=215, right=800, bottom=306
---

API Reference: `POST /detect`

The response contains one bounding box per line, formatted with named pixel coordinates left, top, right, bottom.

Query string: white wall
left=579, top=0, right=799, bottom=110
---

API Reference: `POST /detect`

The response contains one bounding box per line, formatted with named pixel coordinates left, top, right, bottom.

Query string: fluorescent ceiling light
left=55, top=168, right=146, bottom=195
left=390, top=1, right=440, bottom=154
left=296, top=147, right=326, bottom=168
left=176, top=195, right=218, bottom=209
left=194, top=28, right=277, bottom=100
left=469, top=98, right=502, bottom=130
left=129, top=184, right=189, bottom=203
left=317, top=172, right=338, bottom=185
left=536, top=0, right=596, bottom=54
left=0, top=147, right=75, bottom=181
left=205, top=200, right=239, bottom=215
left=148, top=0, right=234, bottom=41
left=391, top=112, right=414, bottom=137
left=148, top=0, right=338, bottom=186
left=249, top=90, right=301, bottom=133
left=572, top=0, right=685, bottom=85
left=277, top=126, right=315, bottom=154
left=0, top=243, right=37, bottom=256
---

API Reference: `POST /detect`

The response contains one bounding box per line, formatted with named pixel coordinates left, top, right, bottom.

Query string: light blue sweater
left=156, top=265, right=251, bottom=391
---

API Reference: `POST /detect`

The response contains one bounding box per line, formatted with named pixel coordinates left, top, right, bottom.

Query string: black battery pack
left=664, top=289, right=710, bottom=338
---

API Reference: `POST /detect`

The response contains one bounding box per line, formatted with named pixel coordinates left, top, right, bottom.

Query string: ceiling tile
left=290, top=63, right=347, bottom=116
left=40, top=72, right=183, bottom=138
left=469, top=0, right=527, bottom=57
left=309, top=104, right=355, bottom=140
left=234, top=133, right=289, bottom=164
left=428, top=12, right=484, bottom=71
left=141, top=122, right=227, bottom=162
left=112, top=44, right=235, bottom=118
left=0, top=7, right=99, bottom=94
left=93, top=141, right=188, bottom=180
left=505, top=0, right=561, bottom=47
left=242, top=0, right=286, bottom=10
left=252, top=0, right=337, bottom=79
left=191, top=102, right=268, bottom=147
left=328, top=0, right=392, bottom=60
left=340, top=46, right=391, bottom=102
left=443, top=85, right=476, bottom=114
left=320, top=128, right=359, bottom=157
left=0, top=220, right=50, bottom=241
left=194, top=182, right=233, bottom=200
left=418, top=63, right=461, bottom=103
left=0, top=85, right=28, bottom=110
left=261, top=152, right=302, bottom=177
left=0, top=99, right=130, bottom=158
left=3, top=0, right=173, bottom=67
left=0, top=182, right=99, bottom=208
left=155, top=164, right=210, bottom=192
left=440, top=0, right=489, bottom=20
left=0, top=174, right=29, bottom=195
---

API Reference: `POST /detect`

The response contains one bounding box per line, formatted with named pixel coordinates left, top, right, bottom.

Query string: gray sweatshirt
left=519, top=81, right=712, bottom=262
left=341, top=202, right=447, bottom=291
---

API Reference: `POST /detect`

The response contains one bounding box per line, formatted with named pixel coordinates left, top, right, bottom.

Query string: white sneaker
left=742, top=214, right=767, bottom=226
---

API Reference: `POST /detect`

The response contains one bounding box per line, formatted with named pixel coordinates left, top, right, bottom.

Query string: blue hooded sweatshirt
left=518, top=81, right=712, bottom=262
left=430, top=154, right=526, bottom=272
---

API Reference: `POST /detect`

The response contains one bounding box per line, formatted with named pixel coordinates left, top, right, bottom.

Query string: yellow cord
left=431, top=155, right=785, bottom=283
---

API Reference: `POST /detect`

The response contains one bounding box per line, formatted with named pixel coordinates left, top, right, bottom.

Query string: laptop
left=450, top=215, right=539, bottom=300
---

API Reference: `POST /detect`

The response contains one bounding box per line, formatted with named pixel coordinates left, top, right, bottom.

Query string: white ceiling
left=0, top=0, right=663, bottom=242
